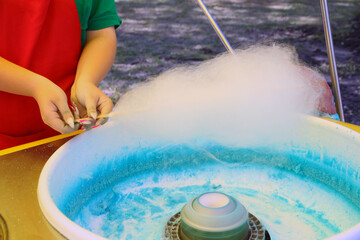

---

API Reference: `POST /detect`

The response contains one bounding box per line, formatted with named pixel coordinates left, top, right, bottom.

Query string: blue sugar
left=73, top=163, right=360, bottom=240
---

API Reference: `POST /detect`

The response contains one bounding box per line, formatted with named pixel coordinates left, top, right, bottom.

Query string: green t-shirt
left=75, top=0, right=121, bottom=47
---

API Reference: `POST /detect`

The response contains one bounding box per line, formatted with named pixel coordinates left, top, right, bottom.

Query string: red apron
left=0, top=0, right=82, bottom=149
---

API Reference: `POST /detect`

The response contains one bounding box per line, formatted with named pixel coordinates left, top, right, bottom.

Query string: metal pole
left=319, top=0, right=345, bottom=121
left=197, top=0, right=344, bottom=120
left=196, top=0, right=235, bottom=55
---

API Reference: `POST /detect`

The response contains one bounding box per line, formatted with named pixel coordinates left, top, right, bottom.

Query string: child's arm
left=71, top=26, right=117, bottom=124
left=0, top=57, right=75, bottom=133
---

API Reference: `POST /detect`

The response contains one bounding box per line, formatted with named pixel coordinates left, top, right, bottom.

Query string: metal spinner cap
left=180, top=192, right=249, bottom=240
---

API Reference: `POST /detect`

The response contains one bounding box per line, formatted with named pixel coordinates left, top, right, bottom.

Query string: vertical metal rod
left=198, top=0, right=344, bottom=120
left=196, top=0, right=235, bottom=55
left=319, top=0, right=345, bottom=121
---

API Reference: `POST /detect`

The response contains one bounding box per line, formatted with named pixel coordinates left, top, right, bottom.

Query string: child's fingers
left=95, top=117, right=108, bottom=126
left=71, top=97, right=87, bottom=118
left=96, top=98, right=113, bottom=126
left=70, top=104, right=81, bottom=130
left=85, top=99, right=98, bottom=120
left=44, top=110, right=75, bottom=134
left=96, top=110, right=112, bottom=126
left=71, top=102, right=80, bottom=119
left=70, top=102, right=83, bottom=128
left=56, top=120, right=76, bottom=134
left=99, top=101, right=113, bottom=117
left=57, top=104, right=75, bottom=129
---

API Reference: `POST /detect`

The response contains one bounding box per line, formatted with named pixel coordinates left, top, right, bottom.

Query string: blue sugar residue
left=64, top=144, right=360, bottom=240
left=73, top=160, right=360, bottom=240
left=313, top=111, right=340, bottom=121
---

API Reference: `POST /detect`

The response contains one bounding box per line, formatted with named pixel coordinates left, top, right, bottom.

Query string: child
left=0, top=0, right=121, bottom=149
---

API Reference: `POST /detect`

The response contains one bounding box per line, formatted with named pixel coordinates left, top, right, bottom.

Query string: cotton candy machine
left=38, top=116, right=360, bottom=240
left=37, top=1, right=359, bottom=238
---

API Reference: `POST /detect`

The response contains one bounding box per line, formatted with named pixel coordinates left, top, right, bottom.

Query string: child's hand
left=71, top=81, right=113, bottom=126
left=33, top=80, right=77, bottom=133
left=70, top=27, right=117, bottom=128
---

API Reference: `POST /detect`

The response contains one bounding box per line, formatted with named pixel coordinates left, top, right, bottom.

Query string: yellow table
left=0, top=131, right=81, bottom=240
left=0, top=121, right=359, bottom=240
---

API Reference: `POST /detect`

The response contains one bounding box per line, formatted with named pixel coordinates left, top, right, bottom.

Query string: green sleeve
left=88, top=0, right=122, bottom=31
left=75, top=0, right=122, bottom=47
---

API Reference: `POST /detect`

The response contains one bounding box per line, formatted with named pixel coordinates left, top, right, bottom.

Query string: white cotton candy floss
left=112, top=45, right=323, bottom=145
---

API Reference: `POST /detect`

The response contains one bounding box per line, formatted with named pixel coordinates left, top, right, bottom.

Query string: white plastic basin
left=38, top=116, right=360, bottom=240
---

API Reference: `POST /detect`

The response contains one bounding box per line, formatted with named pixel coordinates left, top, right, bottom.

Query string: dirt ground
left=101, top=0, right=360, bottom=125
